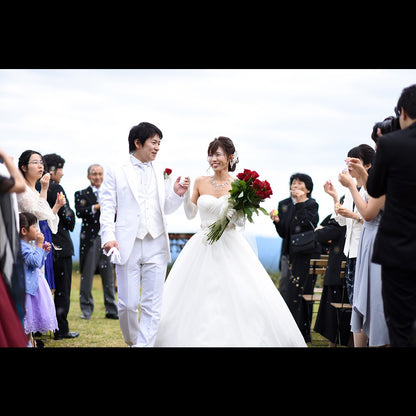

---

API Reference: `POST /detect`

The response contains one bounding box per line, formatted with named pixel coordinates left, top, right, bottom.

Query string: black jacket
left=314, top=217, right=346, bottom=286
left=367, top=122, right=416, bottom=270
left=274, top=196, right=295, bottom=257
left=38, top=181, right=75, bottom=258
left=74, top=186, right=100, bottom=272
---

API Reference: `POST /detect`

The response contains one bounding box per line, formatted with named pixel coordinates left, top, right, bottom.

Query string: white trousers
left=115, top=234, right=168, bottom=347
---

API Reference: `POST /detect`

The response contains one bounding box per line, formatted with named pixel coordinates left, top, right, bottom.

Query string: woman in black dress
left=314, top=214, right=351, bottom=346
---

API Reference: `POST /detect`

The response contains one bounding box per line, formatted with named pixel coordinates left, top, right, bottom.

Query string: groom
left=100, top=122, right=189, bottom=347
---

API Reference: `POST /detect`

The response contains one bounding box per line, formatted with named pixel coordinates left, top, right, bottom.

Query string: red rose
left=164, top=168, right=172, bottom=179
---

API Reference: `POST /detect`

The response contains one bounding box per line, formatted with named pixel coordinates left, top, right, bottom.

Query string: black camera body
left=371, top=116, right=401, bottom=142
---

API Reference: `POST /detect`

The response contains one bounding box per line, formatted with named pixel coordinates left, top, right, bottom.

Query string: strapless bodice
left=197, top=194, right=230, bottom=228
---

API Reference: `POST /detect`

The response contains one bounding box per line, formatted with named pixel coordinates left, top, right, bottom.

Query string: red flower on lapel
left=164, top=168, right=172, bottom=179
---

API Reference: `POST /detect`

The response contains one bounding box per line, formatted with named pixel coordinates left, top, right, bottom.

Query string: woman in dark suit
left=284, top=173, right=320, bottom=343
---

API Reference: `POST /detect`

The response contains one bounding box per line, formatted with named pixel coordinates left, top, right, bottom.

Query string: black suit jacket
left=367, top=122, right=416, bottom=271
left=39, top=181, right=75, bottom=258
left=74, top=186, right=100, bottom=272
left=314, top=218, right=346, bottom=286
left=274, top=196, right=295, bottom=258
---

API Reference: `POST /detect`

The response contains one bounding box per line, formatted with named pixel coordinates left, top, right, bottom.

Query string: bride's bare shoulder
left=195, top=176, right=211, bottom=184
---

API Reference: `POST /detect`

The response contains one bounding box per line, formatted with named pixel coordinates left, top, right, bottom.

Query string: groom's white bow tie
left=132, top=160, right=150, bottom=168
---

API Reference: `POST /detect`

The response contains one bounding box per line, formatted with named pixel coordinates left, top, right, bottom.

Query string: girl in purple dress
left=19, top=212, right=58, bottom=347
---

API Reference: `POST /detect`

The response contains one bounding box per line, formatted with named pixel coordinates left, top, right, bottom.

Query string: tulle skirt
left=24, top=271, right=58, bottom=334
left=156, top=227, right=307, bottom=347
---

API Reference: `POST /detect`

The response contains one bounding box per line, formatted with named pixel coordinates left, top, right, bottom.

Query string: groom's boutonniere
left=164, top=168, right=172, bottom=179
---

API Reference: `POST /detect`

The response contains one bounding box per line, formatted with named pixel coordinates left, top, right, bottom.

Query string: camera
left=371, top=116, right=401, bottom=142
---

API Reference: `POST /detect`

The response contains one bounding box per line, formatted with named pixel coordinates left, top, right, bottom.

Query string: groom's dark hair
left=128, top=122, right=163, bottom=153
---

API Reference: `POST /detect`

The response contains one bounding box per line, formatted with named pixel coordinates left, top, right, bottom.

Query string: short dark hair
left=397, top=84, right=416, bottom=119
left=290, top=172, right=314, bottom=196
left=347, top=144, right=375, bottom=166
left=128, top=122, right=163, bottom=153
left=43, top=153, right=65, bottom=171
left=19, top=211, right=38, bottom=234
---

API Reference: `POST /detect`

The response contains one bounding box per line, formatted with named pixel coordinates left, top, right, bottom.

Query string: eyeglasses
left=28, top=160, right=44, bottom=166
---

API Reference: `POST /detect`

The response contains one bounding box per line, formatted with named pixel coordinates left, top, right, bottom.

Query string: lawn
left=37, top=270, right=328, bottom=348
left=38, top=271, right=125, bottom=347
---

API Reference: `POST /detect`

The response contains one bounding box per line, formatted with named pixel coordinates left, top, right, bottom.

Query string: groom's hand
left=103, top=240, right=119, bottom=254
left=174, top=176, right=189, bottom=197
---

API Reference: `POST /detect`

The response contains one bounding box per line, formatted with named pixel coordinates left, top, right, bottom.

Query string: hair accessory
left=230, top=151, right=239, bottom=169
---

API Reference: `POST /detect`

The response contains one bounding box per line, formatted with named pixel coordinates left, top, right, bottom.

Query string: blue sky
left=1, top=69, right=415, bottom=237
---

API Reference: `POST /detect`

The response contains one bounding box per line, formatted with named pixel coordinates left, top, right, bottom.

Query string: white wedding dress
left=155, top=194, right=307, bottom=347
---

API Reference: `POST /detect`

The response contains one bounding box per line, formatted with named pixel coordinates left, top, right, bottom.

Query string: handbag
left=290, top=220, right=318, bottom=255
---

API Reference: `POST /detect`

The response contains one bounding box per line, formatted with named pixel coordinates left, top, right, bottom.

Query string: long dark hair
left=18, top=150, right=43, bottom=178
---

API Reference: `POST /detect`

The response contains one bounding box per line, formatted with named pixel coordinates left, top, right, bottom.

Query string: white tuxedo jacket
left=100, top=159, right=183, bottom=265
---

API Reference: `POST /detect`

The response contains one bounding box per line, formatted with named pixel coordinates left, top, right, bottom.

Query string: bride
left=155, top=137, right=306, bottom=347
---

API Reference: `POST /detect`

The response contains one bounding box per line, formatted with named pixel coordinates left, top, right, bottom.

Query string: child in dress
left=19, top=212, right=58, bottom=347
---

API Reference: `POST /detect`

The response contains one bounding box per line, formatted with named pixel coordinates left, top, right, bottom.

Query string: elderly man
left=75, top=164, right=118, bottom=320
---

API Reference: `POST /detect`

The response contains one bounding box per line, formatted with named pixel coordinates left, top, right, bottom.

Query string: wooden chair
left=330, top=260, right=352, bottom=345
left=302, top=256, right=328, bottom=303
left=302, top=256, right=328, bottom=345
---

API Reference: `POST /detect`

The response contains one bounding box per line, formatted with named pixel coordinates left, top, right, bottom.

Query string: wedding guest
left=324, top=145, right=374, bottom=302
left=17, top=150, right=62, bottom=292
left=270, top=176, right=296, bottom=302
left=324, top=144, right=375, bottom=347
left=339, top=166, right=389, bottom=347
left=282, top=173, right=320, bottom=343
left=366, top=84, right=416, bottom=347
left=0, top=148, right=27, bottom=347
left=313, top=208, right=351, bottom=347
left=75, top=164, right=118, bottom=320
left=19, top=212, right=58, bottom=347
left=40, top=153, right=78, bottom=340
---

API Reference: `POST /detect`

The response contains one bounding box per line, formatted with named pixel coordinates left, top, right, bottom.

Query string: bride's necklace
left=210, top=176, right=231, bottom=192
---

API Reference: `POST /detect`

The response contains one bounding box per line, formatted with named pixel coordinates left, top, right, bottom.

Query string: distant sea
left=70, top=221, right=282, bottom=273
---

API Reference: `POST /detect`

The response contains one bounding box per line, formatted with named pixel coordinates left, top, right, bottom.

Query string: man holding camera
left=367, top=84, right=416, bottom=347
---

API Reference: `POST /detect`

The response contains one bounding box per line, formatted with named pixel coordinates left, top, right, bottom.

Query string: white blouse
left=16, top=185, right=59, bottom=234
left=333, top=186, right=367, bottom=259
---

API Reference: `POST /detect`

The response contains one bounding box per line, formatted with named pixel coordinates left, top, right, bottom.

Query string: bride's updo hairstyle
left=207, top=136, right=239, bottom=172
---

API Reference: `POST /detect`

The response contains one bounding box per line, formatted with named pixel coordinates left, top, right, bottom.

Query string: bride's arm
left=190, top=177, right=201, bottom=205
left=184, top=177, right=200, bottom=220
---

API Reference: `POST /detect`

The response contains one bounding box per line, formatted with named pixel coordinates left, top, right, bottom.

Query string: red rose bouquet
left=206, top=169, right=273, bottom=244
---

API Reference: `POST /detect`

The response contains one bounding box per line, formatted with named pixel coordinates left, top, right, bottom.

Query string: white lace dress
left=155, top=195, right=307, bottom=347
left=16, top=185, right=59, bottom=233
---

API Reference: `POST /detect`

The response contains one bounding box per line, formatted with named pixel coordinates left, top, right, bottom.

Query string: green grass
left=37, top=269, right=329, bottom=347
left=37, top=271, right=125, bottom=347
